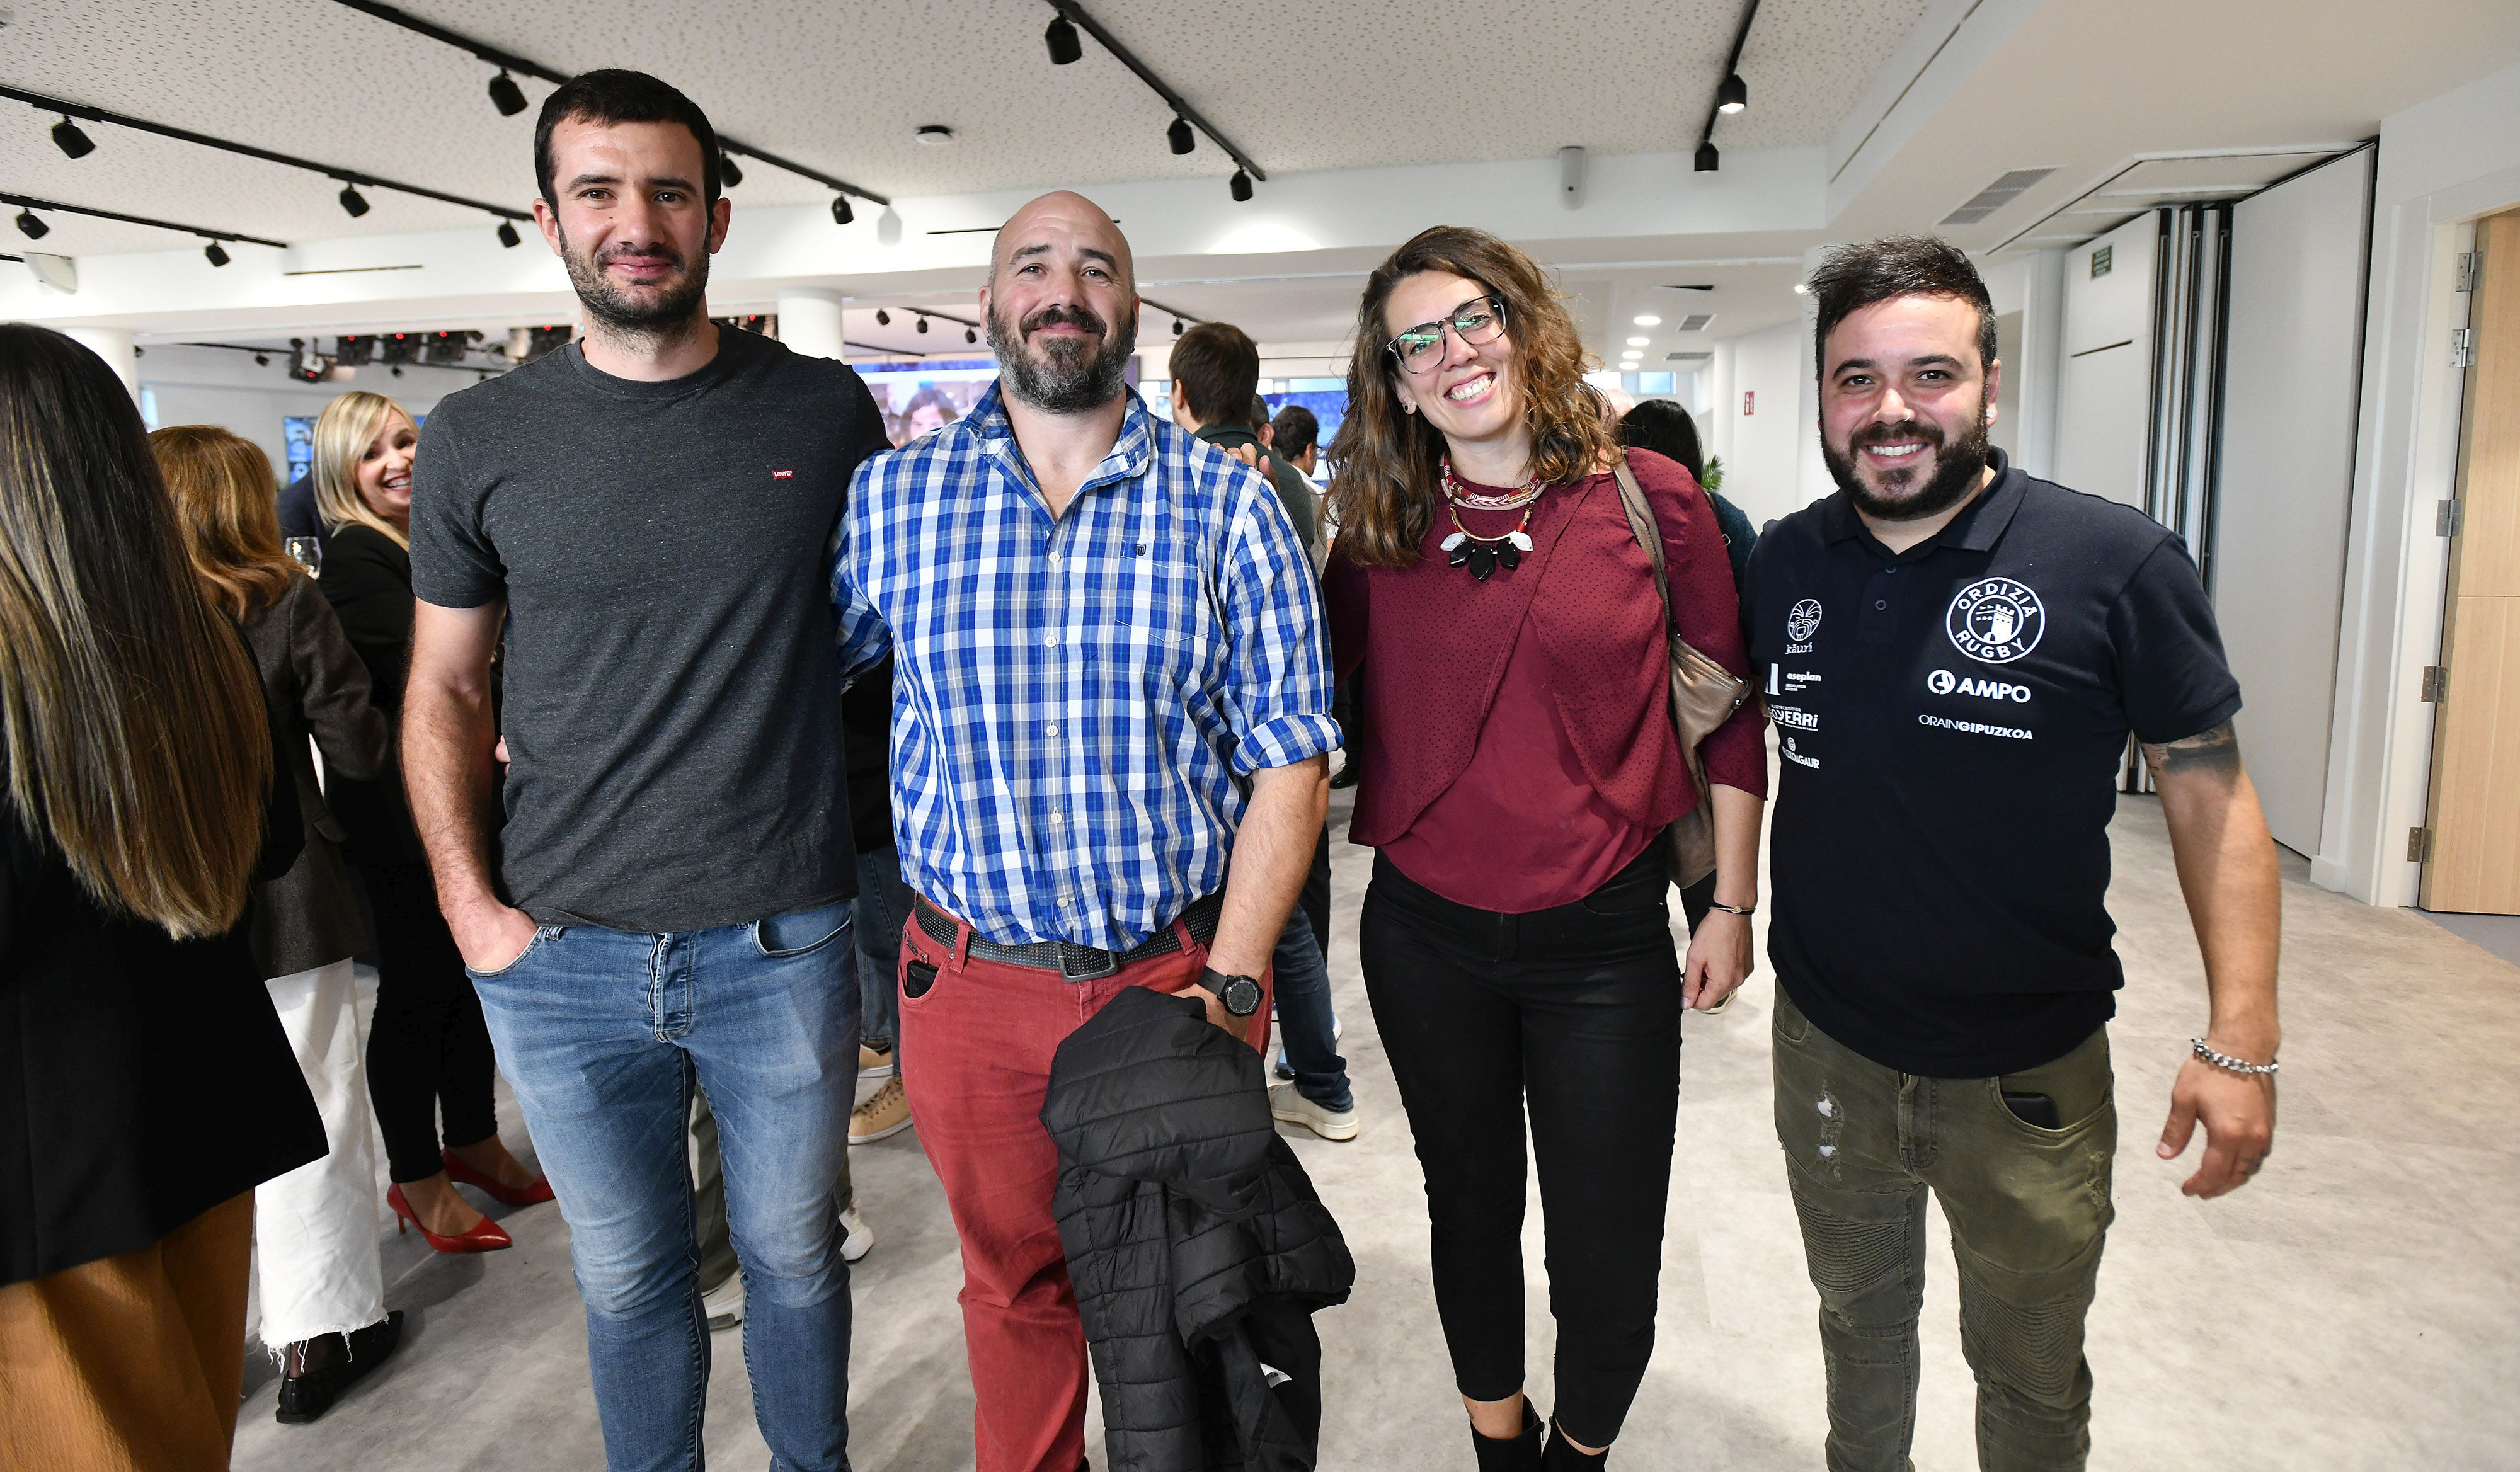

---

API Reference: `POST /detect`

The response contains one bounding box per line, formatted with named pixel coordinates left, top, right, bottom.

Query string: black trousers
left=360, top=862, right=499, bottom=1182
left=1358, top=847, right=1682, bottom=1448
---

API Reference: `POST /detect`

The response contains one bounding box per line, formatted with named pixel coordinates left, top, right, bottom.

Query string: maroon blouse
left=1325, top=448, right=1767, bottom=913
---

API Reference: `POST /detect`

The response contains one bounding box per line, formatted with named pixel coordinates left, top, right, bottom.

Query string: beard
left=557, top=224, right=711, bottom=334
left=1821, top=401, right=1991, bottom=523
left=988, top=298, right=1137, bottom=413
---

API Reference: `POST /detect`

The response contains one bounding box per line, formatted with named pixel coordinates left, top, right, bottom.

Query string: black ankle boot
left=274, top=1311, right=404, bottom=1424
left=1470, top=1398, right=1542, bottom=1472
left=1540, top=1420, right=1608, bottom=1468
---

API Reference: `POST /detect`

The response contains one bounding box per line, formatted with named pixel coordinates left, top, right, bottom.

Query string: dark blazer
left=1, top=696, right=326, bottom=1286
left=241, top=573, right=391, bottom=978
left=318, top=522, right=427, bottom=867
left=1043, top=986, right=1354, bottom=1472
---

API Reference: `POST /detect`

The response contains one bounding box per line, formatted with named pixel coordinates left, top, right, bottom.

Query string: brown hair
left=0, top=326, right=271, bottom=938
left=312, top=390, right=415, bottom=549
left=1324, top=226, right=1615, bottom=568
left=1168, top=321, right=1260, bottom=427
left=152, top=425, right=300, bottom=622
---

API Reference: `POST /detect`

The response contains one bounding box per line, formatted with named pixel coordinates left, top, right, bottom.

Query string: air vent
left=1665, top=351, right=1712, bottom=363
left=1676, top=312, right=1715, bottom=332
left=1940, top=166, right=2058, bottom=225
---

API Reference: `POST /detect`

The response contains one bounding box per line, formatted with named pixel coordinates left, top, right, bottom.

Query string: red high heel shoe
left=441, top=1147, right=556, bottom=1207
left=387, top=1183, right=513, bottom=1254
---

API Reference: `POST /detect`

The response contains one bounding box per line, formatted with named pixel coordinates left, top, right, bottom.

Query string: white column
left=776, top=288, right=846, bottom=361
left=60, top=327, right=139, bottom=400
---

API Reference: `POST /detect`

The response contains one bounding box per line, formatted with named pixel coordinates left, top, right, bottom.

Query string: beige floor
left=232, top=787, right=2520, bottom=1471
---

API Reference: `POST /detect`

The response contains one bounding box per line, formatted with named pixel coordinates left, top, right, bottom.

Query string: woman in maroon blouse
left=1324, top=227, right=1768, bottom=1470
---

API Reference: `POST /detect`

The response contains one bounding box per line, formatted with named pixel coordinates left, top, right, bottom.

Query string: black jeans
left=1358, top=847, right=1683, bottom=1447
left=360, top=862, right=499, bottom=1182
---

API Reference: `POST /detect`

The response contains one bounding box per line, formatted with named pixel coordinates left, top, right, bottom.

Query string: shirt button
left=1048, top=551, right=1063, bottom=565
left=1046, top=723, right=1059, bottom=736
left=1875, top=599, right=1887, bottom=610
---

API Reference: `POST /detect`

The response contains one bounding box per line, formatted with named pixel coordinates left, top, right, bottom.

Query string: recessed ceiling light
left=915, top=125, right=956, bottom=146
left=1633, top=315, right=1661, bottom=326
left=1792, top=282, right=1809, bottom=294
left=1625, top=336, right=1650, bottom=346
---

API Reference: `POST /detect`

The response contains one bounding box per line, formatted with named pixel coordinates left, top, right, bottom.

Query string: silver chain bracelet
left=2191, top=1037, right=2278, bottom=1076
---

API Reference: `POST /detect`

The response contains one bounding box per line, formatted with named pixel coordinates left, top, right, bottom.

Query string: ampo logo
left=1929, top=668, right=2032, bottom=703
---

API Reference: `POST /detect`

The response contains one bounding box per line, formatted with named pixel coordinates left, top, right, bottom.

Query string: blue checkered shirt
left=833, top=382, right=1337, bottom=951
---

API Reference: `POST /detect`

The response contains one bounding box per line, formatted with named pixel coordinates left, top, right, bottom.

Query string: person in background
left=277, top=464, right=331, bottom=566
left=0, top=324, right=328, bottom=1469
left=1615, top=399, right=1753, bottom=595
left=403, top=71, right=890, bottom=1471
left=845, top=654, right=917, bottom=1146
left=313, top=390, right=551, bottom=1255
left=834, top=191, right=1334, bottom=1472
left=1324, top=226, right=1767, bottom=1471
left=1273, top=403, right=1322, bottom=479
left=900, top=384, right=961, bottom=444
left=1167, top=321, right=1357, bottom=1143
left=154, top=424, right=407, bottom=1424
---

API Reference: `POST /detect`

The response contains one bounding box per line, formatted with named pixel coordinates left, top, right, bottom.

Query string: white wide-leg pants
left=253, top=958, right=386, bottom=1350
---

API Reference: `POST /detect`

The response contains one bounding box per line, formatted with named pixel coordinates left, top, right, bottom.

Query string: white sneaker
left=858, top=1042, right=895, bottom=1080
left=840, top=1206, right=874, bottom=1264
left=702, top=1274, right=744, bottom=1330
left=850, top=1076, right=913, bottom=1144
left=1269, top=1083, right=1360, bottom=1142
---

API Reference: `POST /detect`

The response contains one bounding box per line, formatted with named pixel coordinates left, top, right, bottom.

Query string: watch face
left=1220, top=975, right=1263, bottom=1017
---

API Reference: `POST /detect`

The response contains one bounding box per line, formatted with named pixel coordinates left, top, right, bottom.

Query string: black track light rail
left=907, top=307, right=983, bottom=331
left=1698, top=0, right=1762, bottom=151
left=1138, top=296, right=1203, bottom=326
left=1044, top=1, right=1265, bottom=185
left=4, top=191, right=289, bottom=249
left=327, top=0, right=891, bottom=206
left=2, top=85, right=530, bottom=222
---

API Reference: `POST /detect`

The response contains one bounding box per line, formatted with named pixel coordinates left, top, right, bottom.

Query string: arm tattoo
left=2141, top=719, right=2242, bottom=779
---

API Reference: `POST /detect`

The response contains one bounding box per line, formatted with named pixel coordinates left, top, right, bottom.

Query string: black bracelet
left=1705, top=899, right=1755, bottom=917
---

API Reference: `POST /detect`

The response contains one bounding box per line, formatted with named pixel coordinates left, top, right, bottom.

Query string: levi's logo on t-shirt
left=772, top=469, right=795, bottom=480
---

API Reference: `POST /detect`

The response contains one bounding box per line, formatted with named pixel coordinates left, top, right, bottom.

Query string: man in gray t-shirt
left=400, top=71, right=886, bottom=1472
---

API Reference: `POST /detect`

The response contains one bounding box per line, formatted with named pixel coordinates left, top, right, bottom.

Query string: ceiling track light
left=915, top=314, right=929, bottom=334
left=14, top=208, right=46, bottom=241
left=1229, top=169, right=1252, bottom=202
left=52, top=115, right=94, bottom=158
left=1695, top=141, right=1721, bottom=173
left=1169, top=117, right=1194, bottom=156
left=202, top=241, right=230, bottom=267
left=1716, top=74, right=1748, bottom=114
left=1045, top=12, right=1083, bottom=64
left=874, top=309, right=890, bottom=326
left=496, top=220, right=520, bottom=248
left=1693, top=0, right=1759, bottom=175
left=488, top=71, right=527, bottom=117
left=719, top=152, right=744, bottom=187
left=338, top=183, right=371, bottom=217
left=965, top=326, right=978, bottom=344
left=1172, top=318, right=1184, bottom=336
left=831, top=195, right=854, bottom=225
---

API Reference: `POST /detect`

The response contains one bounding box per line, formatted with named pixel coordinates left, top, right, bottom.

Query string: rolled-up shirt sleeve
left=1217, top=469, right=1340, bottom=773
left=1642, top=455, right=1769, bottom=800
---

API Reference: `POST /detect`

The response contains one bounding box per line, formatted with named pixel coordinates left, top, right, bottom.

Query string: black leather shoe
left=1472, top=1398, right=1542, bottom=1472
left=274, top=1310, right=404, bottom=1424
left=1328, top=762, right=1359, bottom=790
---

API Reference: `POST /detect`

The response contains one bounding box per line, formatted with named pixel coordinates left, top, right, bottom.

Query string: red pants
left=897, top=905, right=1271, bottom=1472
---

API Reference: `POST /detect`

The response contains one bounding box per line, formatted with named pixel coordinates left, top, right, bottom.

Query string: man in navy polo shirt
left=1746, top=236, right=2282, bottom=1472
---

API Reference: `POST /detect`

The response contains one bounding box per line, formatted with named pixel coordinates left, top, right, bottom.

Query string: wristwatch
left=1201, top=967, right=1264, bottom=1018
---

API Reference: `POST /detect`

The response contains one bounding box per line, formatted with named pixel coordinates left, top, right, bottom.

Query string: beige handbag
left=1610, top=455, right=1751, bottom=889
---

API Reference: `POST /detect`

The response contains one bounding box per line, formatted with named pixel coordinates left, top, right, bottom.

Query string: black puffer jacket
left=1043, top=985, right=1356, bottom=1472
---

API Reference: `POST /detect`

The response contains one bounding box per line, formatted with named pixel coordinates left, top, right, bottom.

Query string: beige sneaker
left=858, top=1042, right=895, bottom=1080
left=1269, top=1083, right=1360, bottom=1142
left=850, top=1077, right=913, bottom=1144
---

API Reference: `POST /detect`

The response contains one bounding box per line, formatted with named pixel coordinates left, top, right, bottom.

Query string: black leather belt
left=912, top=892, right=1223, bottom=983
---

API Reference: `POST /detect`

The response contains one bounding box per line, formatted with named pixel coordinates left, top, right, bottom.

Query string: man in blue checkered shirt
left=831, top=190, right=1335, bottom=1472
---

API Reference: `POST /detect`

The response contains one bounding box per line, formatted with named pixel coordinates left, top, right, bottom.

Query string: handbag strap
left=1611, top=452, right=1676, bottom=629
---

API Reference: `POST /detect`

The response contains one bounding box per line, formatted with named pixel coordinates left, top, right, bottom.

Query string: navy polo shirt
left=1744, top=450, right=2242, bottom=1077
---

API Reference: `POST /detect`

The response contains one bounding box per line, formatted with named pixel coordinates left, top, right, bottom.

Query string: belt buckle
left=1056, top=943, right=1120, bottom=983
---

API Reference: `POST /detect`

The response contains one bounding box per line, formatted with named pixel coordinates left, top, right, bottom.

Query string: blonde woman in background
left=0, top=324, right=326, bottom=1469
left=155, top=424, right=407, bottom=1424
left=312, top=391, right=550, bottom=1253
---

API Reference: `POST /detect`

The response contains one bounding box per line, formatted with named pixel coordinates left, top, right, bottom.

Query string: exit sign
left=1743, top=391, right=1756, bottom=415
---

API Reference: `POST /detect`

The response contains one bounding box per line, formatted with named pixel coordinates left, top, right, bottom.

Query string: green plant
left=1701, top=453, right=1724, bottom=493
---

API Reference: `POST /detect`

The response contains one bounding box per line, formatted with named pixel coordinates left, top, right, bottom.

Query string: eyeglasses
left=1385, top=294, right=1508, bottom=375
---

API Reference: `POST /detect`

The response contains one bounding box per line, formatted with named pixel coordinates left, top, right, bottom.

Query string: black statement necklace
left=1440, top=458, right=1542, bottom=581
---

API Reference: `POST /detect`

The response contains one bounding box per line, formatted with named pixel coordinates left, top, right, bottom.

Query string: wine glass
left=284, top=536, right=323, bottom=577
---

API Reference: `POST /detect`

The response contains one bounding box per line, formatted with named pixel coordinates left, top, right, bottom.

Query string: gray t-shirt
left=409, top=329, right=891, bottom=932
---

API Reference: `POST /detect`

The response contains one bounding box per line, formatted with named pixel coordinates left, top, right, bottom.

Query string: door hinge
left=2421, top=665, right=2450, bottom=702
left=2451, top=328, right=2477, bottom=368
left=2437, top=499, right=2464, bottom=537
left=2455, top=250, right=2483, bottom=294
left=2409, top=826, right=2433, bottom=863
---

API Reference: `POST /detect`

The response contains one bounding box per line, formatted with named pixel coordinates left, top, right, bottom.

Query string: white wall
left=2318, top=57, right=2520, bottom=904
left=2053, top=214, right=2161, bottom=510
left=1717, top=320, right=1816, bottom=530
left=2214, top=147, right=2374, bottom=859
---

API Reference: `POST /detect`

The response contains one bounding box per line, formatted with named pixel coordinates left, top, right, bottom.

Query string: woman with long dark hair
left=0, top=324, right=326, bottom=1466
left=155, top=424, right=406, bottom=1422
left=312, top=390, right=547, bottom=1252
left=1324, top=228, right=1768, bottom=1469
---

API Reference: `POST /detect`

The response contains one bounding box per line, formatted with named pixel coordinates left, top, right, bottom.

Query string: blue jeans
left=852, top=847, right=913, bottom=1066
left=1273, top=906, right=1352, bottom=1112
left=469, top=902, right=860, bottom=1472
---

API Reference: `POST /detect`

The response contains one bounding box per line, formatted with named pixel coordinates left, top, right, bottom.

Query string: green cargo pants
left=1772, top=986, right=2115, bottom=1472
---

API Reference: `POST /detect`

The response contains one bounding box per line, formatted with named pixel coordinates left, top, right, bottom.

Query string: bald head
left=990, top=190, right=1133, bottom=291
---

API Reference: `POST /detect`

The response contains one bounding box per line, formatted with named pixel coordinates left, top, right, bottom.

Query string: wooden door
left=2424, top=208, right=2520, bottom=912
